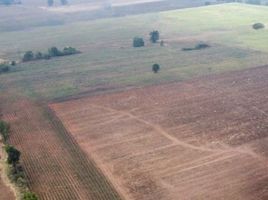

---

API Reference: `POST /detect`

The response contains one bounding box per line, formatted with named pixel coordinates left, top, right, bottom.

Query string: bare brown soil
left=51, top=66, right=268, bottom=200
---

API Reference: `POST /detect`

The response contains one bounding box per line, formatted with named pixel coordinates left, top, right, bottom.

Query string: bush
left=182, top=43, right=210, bottom=51
left=62, top=47, right=80, bottom=55
left=133, top=37, right=145, bottom=47
left=150, top=30, right=159, bottom=43
left=23, top=192, right=38, bottom=200
left=5, top=145, right=21, bottom=166
left=152, top=63, right=160, bottom=73
left=252, top=23, right=265, bottom=30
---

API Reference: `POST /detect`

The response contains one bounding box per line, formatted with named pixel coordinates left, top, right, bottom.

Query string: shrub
left=252, top=23, right=265, bottom=30
left=23, top=192, right=38, bottom=200
left=152, top=63, right=160, bottom=73
left=133, top=37, right=145, bottom=47
left=182, top=43, right=210, bottom=51
left=5, top=145, right=21, bottom=166
left=62, top=47, right=80, bottom=55
left=11, top=61, right=16, bottom=66
left=150, top=30, right=159, bottom=43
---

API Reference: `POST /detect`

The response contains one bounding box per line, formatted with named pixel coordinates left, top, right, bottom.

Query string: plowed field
left=51, top=66, right=268, bottom=200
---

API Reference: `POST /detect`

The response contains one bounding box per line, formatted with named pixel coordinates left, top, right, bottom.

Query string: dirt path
left=89, top=104, right=225, bottom=153
left=0, top=142, right=17, bottom=200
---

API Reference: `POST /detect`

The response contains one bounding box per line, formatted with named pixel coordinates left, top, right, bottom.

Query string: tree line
left=47, top=0, right=68, bottom=7
left=23, top=46, right=80, bottom=62
left=0, top=120, right=38, bottom=200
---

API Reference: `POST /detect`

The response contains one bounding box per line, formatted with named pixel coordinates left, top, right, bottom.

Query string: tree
left=60, top=0, right=68, bottom=5
left=150, top=30, right=159, bottom=43
left=23, top=192, right=38, bottom=200
left=133, top=37, right=145, bottom=47
left=22, top=51, right=34, bottom=62
left=5, top=145, right=21, bottom=167
left=152, top=63, right=160, bottom=73
left=47, top=0, right=53, bottom=7
left=48, top=47, right=62, bottom=57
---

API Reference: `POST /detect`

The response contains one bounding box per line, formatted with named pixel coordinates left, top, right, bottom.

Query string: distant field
left=0, top=3, right=268, bottom=100
left=51, top=66, right=268, bottom=200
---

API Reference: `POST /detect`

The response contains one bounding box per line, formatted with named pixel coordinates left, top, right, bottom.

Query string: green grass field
left=1, top=3, right=268, bottom=100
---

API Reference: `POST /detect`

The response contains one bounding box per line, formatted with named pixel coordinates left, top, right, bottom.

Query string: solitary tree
left=5, top=145, right=21, bottom=167
left=47, top=0, right=53, bottom=7
left=150, top=30, right=159, bottom=43
left=133, top=37, right=145, bottom=47
left=60, top=0, right=68, bottom=5
left=152, top=63, right=160, bottom=73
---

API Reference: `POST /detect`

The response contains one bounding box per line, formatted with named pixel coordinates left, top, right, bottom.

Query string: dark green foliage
left=182, top=43, right=210, bottom=51
left=150, top=30, right=160, bottom=43
left=252, top=23, right=265, bottom=30
left=5, top=145, right=21, bottom=166
left=0, top=120, right=10, bottom=142
left=23, top=47, right=80, bottom=62
left=62, top=47, right=80, bottom=55
left=11, top=61, right=16, bottom=66
left=48, top=47, right=62, bottom=57
left=23, top=192, right=38, bottom=200
left=47, top=0, right=53, bottom=7
left=23, top=51, right=34, bottom=62
left=133, top=37, right=145, bottom=47
left=152, top=63, right=160, bottom=73
left=35, top=52, right=43, bottom=60
left=60, top=0, right=68, bottom=5
left=0, top=64, right=10, bottom=74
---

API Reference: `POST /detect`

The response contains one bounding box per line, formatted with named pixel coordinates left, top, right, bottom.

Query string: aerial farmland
left=0, top=1, right=267, bottom=200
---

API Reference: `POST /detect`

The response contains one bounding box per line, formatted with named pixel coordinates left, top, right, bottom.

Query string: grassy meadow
left=1, top=3, right=268, bottom=100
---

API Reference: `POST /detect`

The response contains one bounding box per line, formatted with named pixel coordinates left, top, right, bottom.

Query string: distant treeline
left=23, top=46, right=81, bottom=62
left=0, top=0, right=21, bottom=5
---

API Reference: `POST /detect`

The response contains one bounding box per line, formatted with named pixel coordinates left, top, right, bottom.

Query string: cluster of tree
left=182, top=43, right=210, bottom=51
left=252, top=23, right=265, bottom=29
left=133, top=30, right=161, bottom=47
left=0, top=0, right=21, bottom=5
left=23, top=46, right=80, bottom=62
left=0, top=120, right=10, bottom=142
left=47, top=0, right=68, bottom=7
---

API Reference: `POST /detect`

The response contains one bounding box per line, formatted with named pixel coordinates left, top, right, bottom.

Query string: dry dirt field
left=51, top=66, right=268, bottom=200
